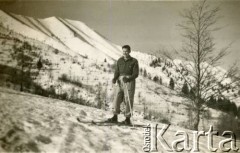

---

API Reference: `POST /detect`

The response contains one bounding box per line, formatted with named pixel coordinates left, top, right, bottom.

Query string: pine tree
left=169, top=78, right=175, bottom=90
left=153, top=76, right=159, bottom=82
left=162, top=66, right=166, bottom=72
left=70, top=87, right=76, bottom=101
left=181, top=81, right=189, bottom=95
left=143, top=69, right=147, bottom=78
left=189, top=87, right=196, bottom=99
left=207, top=95, right=217, bottom=108
left=96, top=83, right=102, bottom=109
left=37, top=57, right=43, bottom=71
left=159, top=77, right=163, bottom=85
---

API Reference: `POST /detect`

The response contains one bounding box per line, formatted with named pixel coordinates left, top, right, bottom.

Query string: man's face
left=122, top=48, right=130, bottom=58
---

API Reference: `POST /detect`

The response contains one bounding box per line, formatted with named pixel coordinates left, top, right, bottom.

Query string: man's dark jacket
left=113, top=56, right=139, bottom=82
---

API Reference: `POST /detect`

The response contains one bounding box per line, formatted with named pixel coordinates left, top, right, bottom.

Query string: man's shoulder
left=131, top=57, right=138, bottom=62
left=117, top=57, right=124, bottom=63
left=130, top=57, right=138, bottom=64
left=117, top=56, right=124, bottom=60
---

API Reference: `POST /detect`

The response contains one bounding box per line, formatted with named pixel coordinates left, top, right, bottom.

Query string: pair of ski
left=76, top=117, right=145, bottom=128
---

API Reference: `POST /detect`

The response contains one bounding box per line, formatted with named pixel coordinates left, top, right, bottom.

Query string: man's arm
left=128, top=60, right=139, bottom=80
left=113, top=61, right=120, bottom=82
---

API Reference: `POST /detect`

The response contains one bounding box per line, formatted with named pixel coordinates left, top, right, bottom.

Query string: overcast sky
left=0, top=0, right=239, bottom=68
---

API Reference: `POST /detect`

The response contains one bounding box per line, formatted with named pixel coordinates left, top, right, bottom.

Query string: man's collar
left=122, top=56, right=132, bottom=61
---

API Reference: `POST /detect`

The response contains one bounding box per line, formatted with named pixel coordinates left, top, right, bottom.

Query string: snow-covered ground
left=0, top=87, right=239, bottom=153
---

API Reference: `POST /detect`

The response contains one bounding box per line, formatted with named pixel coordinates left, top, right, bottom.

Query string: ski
left=76, top=117, right=146, bottom=128
left=77, top=117, right=117, bottom=125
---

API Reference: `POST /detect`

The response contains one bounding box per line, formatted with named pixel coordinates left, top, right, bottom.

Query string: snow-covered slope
left=1, top=87, right=239, bottom=153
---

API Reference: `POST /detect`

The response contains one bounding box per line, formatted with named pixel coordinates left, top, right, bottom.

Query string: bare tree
left=163, top=0, right=240, bottom=130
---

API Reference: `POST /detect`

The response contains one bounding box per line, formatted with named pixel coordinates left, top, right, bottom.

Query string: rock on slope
left=0, top=87, right=239, bottom=153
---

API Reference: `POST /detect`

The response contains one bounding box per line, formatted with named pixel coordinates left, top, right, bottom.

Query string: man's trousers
left=113, top=75, right=135, bottom=117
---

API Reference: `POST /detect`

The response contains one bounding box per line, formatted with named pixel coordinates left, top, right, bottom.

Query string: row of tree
left=181, top=81, right=240, bottom=118
left=140, top=67, right=177, bottom=90
left=207, top=96, right=240, bottom=118
left=149, top=57, right=173, bottom=68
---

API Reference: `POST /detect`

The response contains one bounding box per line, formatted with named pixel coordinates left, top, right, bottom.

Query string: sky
left=0, top=0, right=239, bottom=68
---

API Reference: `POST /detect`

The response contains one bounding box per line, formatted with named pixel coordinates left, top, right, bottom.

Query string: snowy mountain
left=0, top=10, right=121, bottom=62
left=0, top=9, right=239, bottom=132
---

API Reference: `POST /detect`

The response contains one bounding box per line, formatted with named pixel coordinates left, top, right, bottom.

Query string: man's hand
left=112, top=78, right=117, bottom=84
left=123, top=77, right=130, bottom=83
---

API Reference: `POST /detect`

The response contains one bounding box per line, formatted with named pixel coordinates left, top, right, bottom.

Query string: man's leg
left=123, top=80, right=135, bottom=124
left=113, top=85, right=124, bottom=115
left=108, top=84, right=124, bottom=122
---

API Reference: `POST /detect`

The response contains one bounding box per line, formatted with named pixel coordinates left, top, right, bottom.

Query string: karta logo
left=143, top=124, right=239, bottom=152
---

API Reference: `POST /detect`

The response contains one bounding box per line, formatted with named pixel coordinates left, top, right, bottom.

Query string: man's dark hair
left=122, top=45, right=131, bottom=52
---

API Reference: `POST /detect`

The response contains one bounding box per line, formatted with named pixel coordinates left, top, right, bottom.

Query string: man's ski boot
left=106, top=115, right=118, bottom=123
left=120, top=117, right=132, bottom=125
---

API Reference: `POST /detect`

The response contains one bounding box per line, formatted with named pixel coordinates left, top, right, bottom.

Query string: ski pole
left=124, top=82, right=134, bottom=127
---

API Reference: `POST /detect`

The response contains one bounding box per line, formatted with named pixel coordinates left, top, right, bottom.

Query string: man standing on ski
left=107, top=45, right=139, bottom=125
